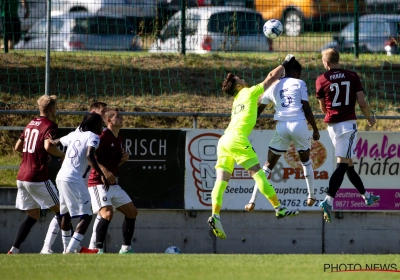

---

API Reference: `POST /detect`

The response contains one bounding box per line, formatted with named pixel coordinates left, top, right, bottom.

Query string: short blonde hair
left=37, top=95, right=57, bottom=113
left=321, top=48, right=340, bottom=64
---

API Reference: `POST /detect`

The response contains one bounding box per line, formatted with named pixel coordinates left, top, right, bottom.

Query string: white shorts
left=56, top=179, right=92, bottom=218
left=328, top=120, right=357, bottom=159
left=88, top=185, right=132, bottom=214
left=269, top=120, right=311, bottom=155
left=16, top=180, right=59, bottom=210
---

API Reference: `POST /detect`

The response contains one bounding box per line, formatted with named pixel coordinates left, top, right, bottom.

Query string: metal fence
left=1, top=0, right=400, bottom=114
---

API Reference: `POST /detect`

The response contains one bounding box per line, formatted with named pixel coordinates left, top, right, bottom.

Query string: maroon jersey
left=17, top=116, right=58, bottom=182
left=88, top=129, right=123, bottom=186
left=316, top=69, right=364, bottom=123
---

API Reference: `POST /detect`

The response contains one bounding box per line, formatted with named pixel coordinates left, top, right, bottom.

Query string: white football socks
left=61, top=230, right=71, bottom=252
left=66, top=232, right=84, bottom=253
left=325, top=195, right=334, bottom=206
left=301, top=160, right=315, bottom=199
left=42, top=216, right=60, bottom=251
left=362, top=191, right=370, bottom=199
left=89, top=214, right=101, bottom=249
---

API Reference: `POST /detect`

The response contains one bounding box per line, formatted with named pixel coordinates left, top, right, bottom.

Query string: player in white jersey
left=41, top=102, right=108, bottom=254
left=244, top=58, right=320, bottom=211
left=55, top=113, right=110, bottom=254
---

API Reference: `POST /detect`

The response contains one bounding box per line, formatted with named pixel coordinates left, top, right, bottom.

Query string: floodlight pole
left=180, top=0, right=186, bottom=55
left=45, top=0, right=51, bottom=95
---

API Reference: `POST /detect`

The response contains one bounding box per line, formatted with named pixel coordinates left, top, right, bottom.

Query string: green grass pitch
left=2, top=254, right=400, bottom=280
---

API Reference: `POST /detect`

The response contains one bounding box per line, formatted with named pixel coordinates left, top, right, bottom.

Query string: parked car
left=15, top=12, right=142, bottom=51
left=50, top=0, right=164, bottom=19
left=253, top=0, right=367, bottom=37
left=0, top=0, right=163, bottom=33
left=320, top=14, right=400, bottom=53
left=149, top=7, right=272, bottom=54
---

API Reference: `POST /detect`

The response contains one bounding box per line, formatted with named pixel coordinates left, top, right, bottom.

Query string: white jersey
left=73, top=126, right=105, bottom=182
left=56, top=130, right=100, bottom=183
left=260, top=77, right=308, bottom=121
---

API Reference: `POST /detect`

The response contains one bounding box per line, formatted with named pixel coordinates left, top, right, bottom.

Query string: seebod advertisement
left=334, top=132, right=400, bottom=211
left=185, top=129, right=334, bottom=211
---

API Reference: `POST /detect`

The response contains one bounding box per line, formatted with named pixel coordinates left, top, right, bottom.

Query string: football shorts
left=327, top=120, right=357, bottom=159
left=88, top=184, right=132, bottom=214
left=56, top=179, right=92, bottom=217
left=269, top=120, right=311, bottom=155
left=215, top=133, right=259, bottom=173
left=16, top=180, right=59, bottom=210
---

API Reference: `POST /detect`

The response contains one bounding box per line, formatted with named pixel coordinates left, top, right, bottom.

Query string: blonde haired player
left=8, top=95, right=65, bottom=254
left=316, top=48, right=379, bottom=223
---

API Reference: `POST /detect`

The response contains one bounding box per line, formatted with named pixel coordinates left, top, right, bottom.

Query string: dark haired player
left=55, top=113, right=109, bottom=253
left=316, top=48, right=379, bottom=223
left=244, top=58, right=320, bottom=211
left=207, top=55, right=300, bottom=240
left=41, top=101, right=108, bottom=254
left=88, top=109, right=137, bottom=254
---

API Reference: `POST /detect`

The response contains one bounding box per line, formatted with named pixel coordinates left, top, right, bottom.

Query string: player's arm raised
left=261, top=54, right=294, bottom=92
left=356, top=91, right=376, bottom=127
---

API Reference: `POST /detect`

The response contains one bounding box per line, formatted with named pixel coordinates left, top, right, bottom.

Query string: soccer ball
left=263, top=19, right=283, bottom=39
left=164, top=246, right=181, bottom=254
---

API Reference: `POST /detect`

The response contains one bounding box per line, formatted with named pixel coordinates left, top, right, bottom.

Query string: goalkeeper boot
left=275, top=207, right=299, bottom=219
left=207, top=214, right=226, bottom=239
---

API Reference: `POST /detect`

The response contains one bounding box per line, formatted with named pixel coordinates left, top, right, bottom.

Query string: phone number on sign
left=278, top=199, right=322, bottom=207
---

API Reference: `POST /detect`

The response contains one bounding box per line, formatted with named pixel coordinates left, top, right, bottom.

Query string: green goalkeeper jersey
left=224, top=84, right=264, bottom=138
